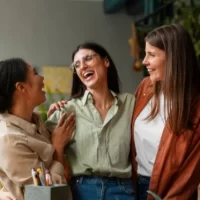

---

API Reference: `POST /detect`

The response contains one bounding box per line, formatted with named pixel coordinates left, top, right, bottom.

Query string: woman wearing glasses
left=46, top=42, right=136, bottom=200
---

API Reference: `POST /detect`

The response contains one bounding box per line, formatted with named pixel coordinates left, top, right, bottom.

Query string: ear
left=104, top=57, right=110, bottom=68
left=15, top=82, right=26, bottom=93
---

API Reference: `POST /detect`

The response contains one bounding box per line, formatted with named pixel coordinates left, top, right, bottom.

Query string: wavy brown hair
left=145, top=24, right=200, bottom=134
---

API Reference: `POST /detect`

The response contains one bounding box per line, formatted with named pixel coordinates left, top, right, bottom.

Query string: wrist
left=54, top=146, right=64, bottom=154
left=53, top=150, right=64, bottom=164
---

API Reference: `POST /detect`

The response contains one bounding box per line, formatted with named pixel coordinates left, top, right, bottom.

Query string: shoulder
left=0, top=117, right=27, bottom=138
left=45, top=99, right=77, bottom=127
left=136, top=76, right=153, bottom=91
left=134, top=76, right=153, bottom=97
left=117, top=93, right=135, bottom=101
left=117, top=93, right=135, bottom=109
left=0, top=129, right=27, bottom=153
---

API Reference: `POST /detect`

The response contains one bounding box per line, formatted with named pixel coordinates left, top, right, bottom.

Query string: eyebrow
left=145, top=50, right=155, bottom=54
left=74, top=53, right=93, bottom=62
left=73, top=60, right=80, bottom=65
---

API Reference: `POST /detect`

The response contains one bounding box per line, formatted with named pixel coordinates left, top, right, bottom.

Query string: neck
left=87, top=86, right=115, bottom=110
left=9, top=101, right=34, bottom=122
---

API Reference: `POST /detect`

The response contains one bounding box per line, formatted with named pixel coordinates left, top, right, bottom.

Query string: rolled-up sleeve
left=0, top=135, right=38, bottom=199
left=0, top=134, right=66, bottom=200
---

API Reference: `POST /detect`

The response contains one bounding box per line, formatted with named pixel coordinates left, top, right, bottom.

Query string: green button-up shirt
left=46, top=91, right=135, bottom=178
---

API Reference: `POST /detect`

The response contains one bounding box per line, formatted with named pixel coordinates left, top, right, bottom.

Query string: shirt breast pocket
left=108, top=141, right=129, bottom=167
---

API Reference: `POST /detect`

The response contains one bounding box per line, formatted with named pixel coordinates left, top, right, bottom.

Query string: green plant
left=167, top=0, right=200, bottom=63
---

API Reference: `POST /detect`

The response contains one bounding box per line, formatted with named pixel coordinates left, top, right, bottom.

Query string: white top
left=134, top=94, right=166, bottom=176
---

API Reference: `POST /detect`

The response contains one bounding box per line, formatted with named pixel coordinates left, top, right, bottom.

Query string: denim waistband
left=71, top=176, right=133, bottom=186
left=137, top=174, right=151, bottom=180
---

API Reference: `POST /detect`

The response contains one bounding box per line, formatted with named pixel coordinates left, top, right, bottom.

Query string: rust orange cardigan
left=131, top=77, right=200, bottom=200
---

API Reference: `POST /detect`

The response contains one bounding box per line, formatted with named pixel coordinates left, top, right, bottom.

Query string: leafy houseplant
left=166, top=0, right=200, bottom=64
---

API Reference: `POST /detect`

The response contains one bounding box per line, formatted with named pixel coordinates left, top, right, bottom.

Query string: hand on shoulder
left=47, top=100, right=68, bottom=118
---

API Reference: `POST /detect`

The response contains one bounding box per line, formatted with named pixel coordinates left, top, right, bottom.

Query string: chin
left=38, top=95, right=46, bottom=105
left=85, top=82, right=98, bottom=90
left=149, top=76, right=162, bottom=83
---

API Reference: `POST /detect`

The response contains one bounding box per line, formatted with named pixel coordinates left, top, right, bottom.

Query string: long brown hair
left=145, top=24, right=200, bottom=134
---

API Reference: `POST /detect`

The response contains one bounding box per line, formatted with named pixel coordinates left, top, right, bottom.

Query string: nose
left=142, top=56, right=148, bottom=65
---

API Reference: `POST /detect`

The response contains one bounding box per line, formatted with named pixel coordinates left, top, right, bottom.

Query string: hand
left=47, top=100, right=67, bottom=118
left=51, top=112, right=75, bottom=152
left=0, top=191, right=16, bottom=200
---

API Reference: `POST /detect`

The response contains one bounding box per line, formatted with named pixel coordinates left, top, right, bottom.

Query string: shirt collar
left=81, top=90, right=119, bottom=105
left=81, top=90, right=90, bottom=105
left=0, top=113, right=40, bottom=135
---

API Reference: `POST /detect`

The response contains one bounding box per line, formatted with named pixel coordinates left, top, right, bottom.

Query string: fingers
left=47, top=101, right=67, bottom=118
left=55, top=101, right=67, bottom=110
left=47, top=106, right=56, bottom=118
left=57, top=113, right=67, bottom=127
left=64, top=115, right=76, bottom=136
left=63, top=113, right=75, bottom=128
left=68, top=123, right=76, bottom=135
left=47, top=103, right=59, bottom=118
left=58, top=100, right=67, bottom=107
left=51, top=112, right=75, bottom=150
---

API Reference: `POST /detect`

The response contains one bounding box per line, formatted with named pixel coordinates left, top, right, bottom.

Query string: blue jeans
left=70, top=176, right=136, bottom=200
left=137, top=175, right=150, bottom=200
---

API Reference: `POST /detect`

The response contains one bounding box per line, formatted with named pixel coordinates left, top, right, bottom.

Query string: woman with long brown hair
left=132, top=24, right=200, bottom=200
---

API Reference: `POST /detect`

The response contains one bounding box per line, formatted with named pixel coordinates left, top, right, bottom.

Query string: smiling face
left=73, top=48, right=109, bottom=90
left=143, top=41, right=166, bottom=82
left=20, top=64, right=46, bottom=107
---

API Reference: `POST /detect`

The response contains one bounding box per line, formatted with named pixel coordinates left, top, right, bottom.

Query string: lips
left=147, top=68, right=155, bottom=72
left=41, top=83, right=45, bottom=92
left=83, top=70, right=94, bottom=79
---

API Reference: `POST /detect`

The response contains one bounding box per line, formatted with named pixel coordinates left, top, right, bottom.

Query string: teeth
left=147, top=69, right=154, bottom=72
left=84, top=71, right=94, bottom=78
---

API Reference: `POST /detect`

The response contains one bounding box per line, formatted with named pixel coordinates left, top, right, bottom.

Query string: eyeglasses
left=70, top=53, right=98, bottom=73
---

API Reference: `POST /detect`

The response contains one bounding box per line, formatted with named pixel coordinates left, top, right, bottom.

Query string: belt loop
left=116, top=177, right=122, bottom=186
left=76, top=176, right=83, bottom=184
left=79, top=176, right=83, bottom=184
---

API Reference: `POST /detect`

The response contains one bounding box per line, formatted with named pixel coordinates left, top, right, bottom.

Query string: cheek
left=76, top=72, right=83, bottom=81
left=157, top=65, right=165, bottom=80
left=76, top=72, right=85, bottom=84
